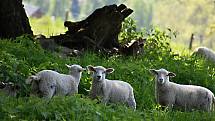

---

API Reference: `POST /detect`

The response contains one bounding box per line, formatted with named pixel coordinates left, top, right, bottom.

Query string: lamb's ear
left=30, top=75, right=40, bottom=80
left=167, top=72, right=176, bottom=77
left=106, top=68, right=114, bottom=74
left=80, top=68, right=86, bottom=72
left=65, top=64, right=72, bottom=69
left=87, top=65, right=95, bottom=72
left=149, top=69, right=158, bottom=75
left=25, top=75, right=39, bottom=84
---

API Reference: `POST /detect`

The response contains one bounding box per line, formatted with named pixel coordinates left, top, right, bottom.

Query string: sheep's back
left=37, top=70, right=72, bottom=95
left=195, top=47, right=215, bottom=62
left=107, top=80, right=132, bottom=103
left=37, top=70, right=59, bottom=84
left=172, top=83, right=213, bottom=109
left=55, top=74, right=76, bottom=95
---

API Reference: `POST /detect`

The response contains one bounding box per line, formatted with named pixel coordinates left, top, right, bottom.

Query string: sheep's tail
left=127, top=88, right=136, bottom=110
left=213, top=96, right=215, bottom=111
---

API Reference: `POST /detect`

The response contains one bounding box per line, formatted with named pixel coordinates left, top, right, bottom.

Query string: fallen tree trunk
left=52, top=4, right=133, bottom=50
left=38, top=4, right=145, bottom=56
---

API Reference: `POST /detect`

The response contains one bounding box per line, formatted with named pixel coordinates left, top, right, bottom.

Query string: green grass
left=0, top=34, right=215, bottom=120
left=1, top=94, right=215, bottom=121
left=0, top=18, right=214, bottom=120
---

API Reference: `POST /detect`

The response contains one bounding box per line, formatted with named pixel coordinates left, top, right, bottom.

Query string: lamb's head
left=150, top=68, right=176, bottom=85
left=87, top=65, right=114, bottom=82
left=192, top=47, right=202, bottom=55
left=192, top=47, right=209, bottom=57
left=66, top=64, right=86, bottom=75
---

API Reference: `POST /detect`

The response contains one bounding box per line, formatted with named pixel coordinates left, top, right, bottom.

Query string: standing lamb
left=88, top=65, right=136, bottom=109
left=26, top=64, right=85, bottom=98
left=150, top=68, right=215, bottom=111
left=193, top=47, right=215, bottom=63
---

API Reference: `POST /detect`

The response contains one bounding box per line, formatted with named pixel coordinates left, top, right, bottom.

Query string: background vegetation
left=24, top=0, right=215, bottom=49
left=0, top=18, right=215, bottom=120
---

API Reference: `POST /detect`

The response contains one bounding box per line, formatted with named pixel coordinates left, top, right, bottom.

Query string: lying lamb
left=26, top=64, right=85, bottom=98
left=150, top=68, right=215, bottom=111
left=193, top=47, right=215, bottom=63
left=88, top=65, right=136, bottom=109
left=0, top=82, right=20, bottom=97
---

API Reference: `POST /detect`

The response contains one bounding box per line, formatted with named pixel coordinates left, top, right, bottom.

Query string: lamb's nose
left=97, top=76, right=101, bottom=79
left=159, top=78, right=163, bottom=81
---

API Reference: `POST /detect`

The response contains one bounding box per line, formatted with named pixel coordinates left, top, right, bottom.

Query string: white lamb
left=88, top=65, right=136, bottom=109
left=150, top=68, right=215, bottom=111
left=26, top=64, right=85, bottom=98
left=193, top=47, right=215, bottom=63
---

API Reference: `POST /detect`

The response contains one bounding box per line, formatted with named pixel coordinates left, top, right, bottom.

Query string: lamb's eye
left=102, top=71, right=105, bottom=74
left=50, top=85, right=54, bottom=89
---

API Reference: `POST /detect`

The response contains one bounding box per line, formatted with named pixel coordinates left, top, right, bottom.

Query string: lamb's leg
left=166, top=93, right=175, bottom=111
left=101, top=91, right=110, bottom=105
left=204, top=96, right=213, bottom=112
left=101, top=96, right=109, bottom=105
left=127, top=92, right=136, bottom=110
left=167, top=103, right=174, bottom=110
left=67, top=87, right=78, bottom=96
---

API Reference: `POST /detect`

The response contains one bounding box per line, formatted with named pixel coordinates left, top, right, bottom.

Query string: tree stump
left=37, top=4, right=145, bottom=56
left=52, top=4, right=133, bottom=50
left=0, top=0, right=33, bottom=38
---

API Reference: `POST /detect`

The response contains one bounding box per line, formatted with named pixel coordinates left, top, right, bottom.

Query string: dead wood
left=38, top=4, right=145, bottom=56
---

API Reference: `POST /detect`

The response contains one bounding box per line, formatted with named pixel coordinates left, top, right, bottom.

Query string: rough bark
left=0, top=0, right=33, bottom=38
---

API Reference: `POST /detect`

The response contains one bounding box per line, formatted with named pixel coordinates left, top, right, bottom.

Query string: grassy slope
left=0, top=17, right=214, bottom=120
left=0, top=34, right=214, bottom=120
left=1, top=94, right=215, bottom=121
